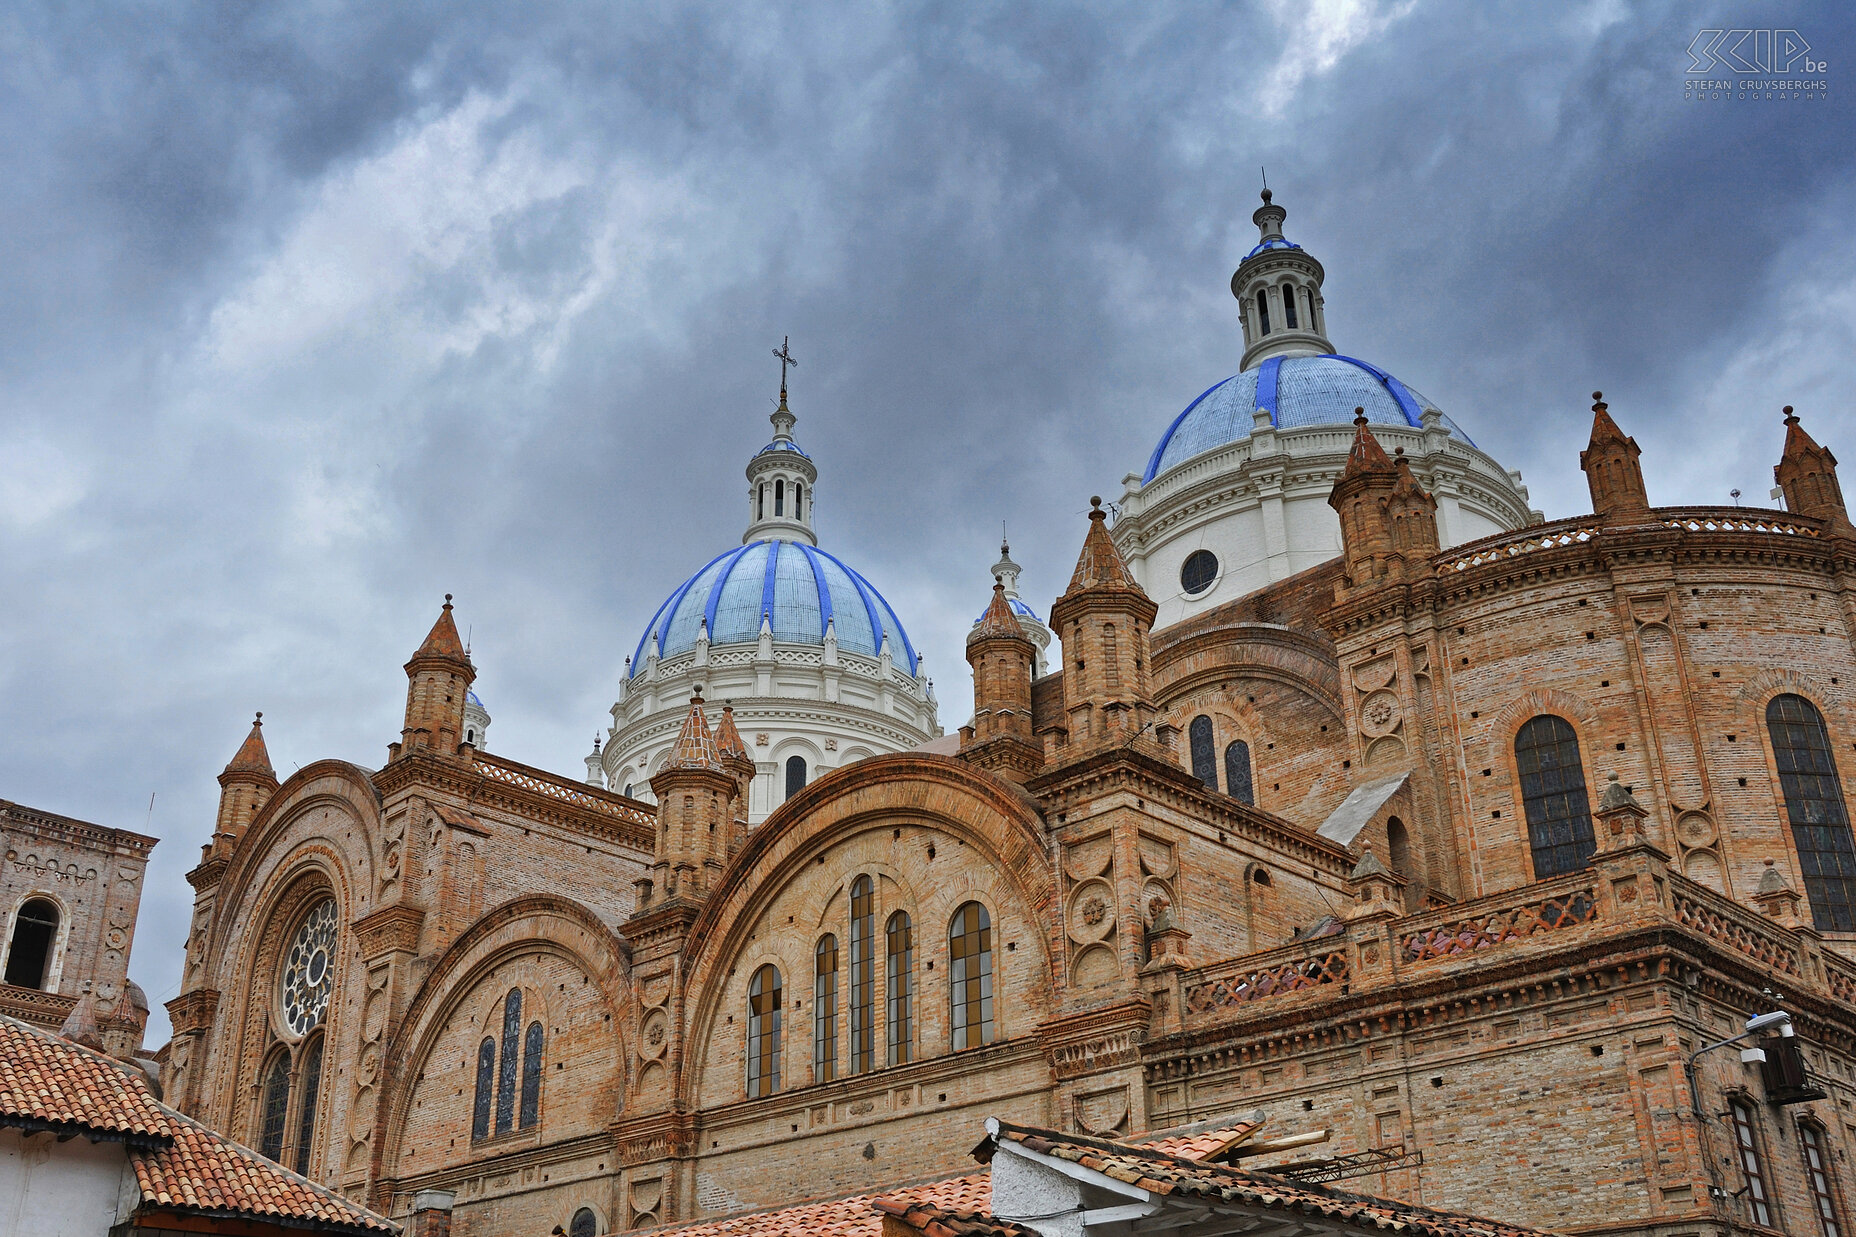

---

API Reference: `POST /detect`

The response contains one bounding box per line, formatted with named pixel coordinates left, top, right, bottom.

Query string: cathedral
left=151, top=191, right=1856, bottom=1237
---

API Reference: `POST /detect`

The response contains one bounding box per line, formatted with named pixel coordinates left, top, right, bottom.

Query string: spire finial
left=254, top=711, right=262, bottom=724
left=1592, top=391, right=1605, bottom=413
left=773, top=335, right=798, bottom=403
left=1785, top=404, right=1799, bottom=424
left=1354, top=406, right=1368, bottom=427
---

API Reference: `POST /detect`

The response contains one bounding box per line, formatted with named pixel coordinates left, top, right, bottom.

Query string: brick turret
left=211, top=712, right=277, bottom=856
left=961, top=579, right=1043, bottom=782
left=1386, top=448, right=1439, bottom=560
left=396, top=596, right=476, bottom=759
left=714, top=702, right=755, bottom=855
left=1328, top=411, right=1399, bottom=585
left=1775, top=406, right=1854, bottom=534
left=1580, top=392, right=1649, bottom=524
left=639, top=690, right=738, bottom=907
left=1048, top=497, right=1159, bottom=746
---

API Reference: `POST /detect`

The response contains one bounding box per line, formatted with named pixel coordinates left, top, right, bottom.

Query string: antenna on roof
left=145, top=792, right=155, bottom=832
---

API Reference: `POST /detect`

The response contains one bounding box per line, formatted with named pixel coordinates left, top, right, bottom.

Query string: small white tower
left=980, top=537, right=1053, bottom=677
left=463, top=690, right=491, bottom=750
left=1234, top=188, right=1334, bottom=370
left=743, top=338, right=818, bottom=546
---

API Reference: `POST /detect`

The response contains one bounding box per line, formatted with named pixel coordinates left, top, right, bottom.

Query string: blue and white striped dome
left=631, top=540, right=919, bottom=677
left=972, top=597, right=1041, bottom=626
left=1143, top=354, right=1475, bottom=483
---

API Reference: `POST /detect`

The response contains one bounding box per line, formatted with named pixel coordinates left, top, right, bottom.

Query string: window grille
left=886, top=912, right=914, bottom=1066
left=1225, top=740, right=1253, bottom=806
left=258, top=1052, right=290, bottom=1162
left=746, top=965, right=782, bottom=1097
left=519, top=1022, right=544, bottom=1129
left=496, top=989, right=521, bottom=1135
left=472, top=1037, right=495, bottom=1140
left=949, top=903, right=993, bottom=1050
left=849, top=876, right=875, bottom=1073
left=1189, top=716, right=1217, bottom=790
left=1768, top=694, right=1856, bottom=931
left=292, top=1036, right=323, bottom=1176
left=1514, top=715, right=1595, bottom=877
left=814, top=935, right=839, bottom=1082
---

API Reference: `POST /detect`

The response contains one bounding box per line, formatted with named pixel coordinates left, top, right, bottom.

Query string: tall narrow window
left=1189, top=716, right=1217, bottom=790
left=949, top=902, right=993, bottom=1050
left=1768, top=694, right=1856, bottom=931
left=1257, top=291, right=1271, bottom=335
left=569, top=1210, right=599, bottom=1237
left=849, top=876, right=875, bottom=1074
left=786, top=755, right=808, bottom=801
left=258, top=1052, right=290, bottom=1162
left=775, top=479, right=785, bottom=516
left=1225, top=740, right=1253, bottom=805
left=495, top=988, right=521, bottom=1135
left=1387, top=816, right=1412, bottom=878
left=472, top=1037, right=495, bottom=1140
left=758, top=484, right=765, bottom=519
left=795, top=483, right=803, bottom=520
left=1802, top=1121, right=1844, bottom=1237
left=1514, top=715, right=1595, bottom=878
left=519, top=1021, right=543, bottom=1129
left=4, top=898, right=59, bottom=989
left=814, top=935, right=839, bottom=1083
left=292, top=1036, right=323, bottom=1176
left=1731, top=1098, right=1774, bottom=1228
left=1282, top=284, right=1298, bottom=329
left=886, top=911, right=913, bottom=1066
left=746, top=965, right=782, bottom=1098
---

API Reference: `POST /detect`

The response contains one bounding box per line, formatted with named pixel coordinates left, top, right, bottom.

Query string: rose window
left=280, top=898, right=337, bottom=1036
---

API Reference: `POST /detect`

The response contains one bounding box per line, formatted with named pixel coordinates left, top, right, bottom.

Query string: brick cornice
left=352, top=904, right=426, bottom=960
left=186, top=856, right=229, bottom=892
left=1036, top=998, right=1152, bottom=1080
left=165, top=988, right=220, bottom=1036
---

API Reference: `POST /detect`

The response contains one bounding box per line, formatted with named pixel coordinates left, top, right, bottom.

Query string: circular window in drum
left=280, top=897, right=337, bottom=1036
left=1180, top=550, right=1219, bottom=596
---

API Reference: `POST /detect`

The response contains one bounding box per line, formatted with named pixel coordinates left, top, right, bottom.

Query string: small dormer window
left=1257, top=292, right=1271, bottom=336
left=1283, top=284, right=1298, bottom=329
left=775, top=479, right=785, bottom=516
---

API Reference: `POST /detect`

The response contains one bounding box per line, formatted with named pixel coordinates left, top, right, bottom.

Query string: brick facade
left=168, top=404, right=1856, bottom=1237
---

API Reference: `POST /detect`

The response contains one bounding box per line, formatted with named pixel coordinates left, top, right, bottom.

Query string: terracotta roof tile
left=990, top=1122, right=1553, bottom=1237
left=971, top=582, right=1028, bottom=642
left=1062, top=497, right=1139, bottom=595
left=1338, top=411, right=1395, bottom=483
left=222, top=712, right=276, bottom=778
left=1139, top=1122, right=1262, bottom=1161
left=873, top=1196, right=1029, bottom=1237
left=715, top=704, right=750, bottom=763
left=669, top=693, right=724, bottom=772
left=410, top=597, right=470, bottom=664
left=654, top=1172, right=991, bottom=1237
left=0, top=1018, right=394, bottom=1235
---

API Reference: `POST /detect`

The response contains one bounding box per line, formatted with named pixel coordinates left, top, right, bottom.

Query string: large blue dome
left=1142, top=354, right=1475, bottom=484
left=630, top=539, right=919, bottom=677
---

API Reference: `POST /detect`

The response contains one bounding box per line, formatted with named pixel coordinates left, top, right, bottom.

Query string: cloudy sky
left=2, top=1, right=1850, bottom=1044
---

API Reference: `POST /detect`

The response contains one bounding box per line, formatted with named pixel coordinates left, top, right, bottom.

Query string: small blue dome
left=631, top=540, right=918, bottom=676
left=466, top=690, right=485, bottom=709
left=972, top=597, right=1041, bottom=625
left=755, top=439, right=811, bottom=460
left=1142, top=354, right=1474, bottom=484
left=1244, top=235, right=1302, bottom=259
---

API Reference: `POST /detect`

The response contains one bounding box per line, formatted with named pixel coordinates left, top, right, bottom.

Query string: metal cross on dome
left=773, top=335, right=798, bottom=397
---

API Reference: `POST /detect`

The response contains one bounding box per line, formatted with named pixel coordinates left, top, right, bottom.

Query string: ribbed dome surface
left=1143, top=354, right=1474, bottom=483
left=631, top=540, right=918, bottom=676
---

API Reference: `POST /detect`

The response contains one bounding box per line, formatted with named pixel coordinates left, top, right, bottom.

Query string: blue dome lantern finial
left=746, top=336, right=819, bottom=546
left=1234, top=187, right=1334, bottom=371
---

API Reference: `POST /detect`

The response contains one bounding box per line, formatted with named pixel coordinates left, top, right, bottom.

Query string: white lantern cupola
left=1234, top=188, right=1334, bottom=370
left=743, top=353, right=818, bottom=546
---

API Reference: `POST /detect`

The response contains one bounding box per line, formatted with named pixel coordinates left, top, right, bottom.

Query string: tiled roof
left=715, top=704, right=750, bottom=763
left=1062, top=498, right=1138, bottom=595
left=1337, top=412, right=1394, bottom=483
left=971, top=582, right=1027, bottom=642
left=990, top=1122, right=1552, bottom=1237
left=873, top=1196, right=1029, bottom=1237
left=411, top=598, right=470, bottom=663
left=133, top=1105, right=396, bottom=1234
left=669, top=694, right=724, bottom=772
left=0, top=1017, right=395, bottom=1235
left=656, top=1172, right=991, bottom=1237
left=1139, top=1122, right=1262, bottom=1161
left=0, top=1013, right=173, bottom=1140
left=223, top=712, right=276, bottom=778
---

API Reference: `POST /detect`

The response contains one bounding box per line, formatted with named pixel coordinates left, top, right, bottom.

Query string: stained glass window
left=280, top=898, right=337, bottom=1037
left=1189, top=716, right=1217, bottom=790
left=520, top=1021, right=543, bottom=1129
left=1515, top=715, right=1595, bottom=878
left=1802, top=1120, right=1843, bottom=1237
left=814, top=935, right=838, bottom=1083
left=849, top=876, right=874, bottom=1074
left=258, top=1052, right=290, bottom=1162
left=1731, top=1099, right=1774, bottom=1227
left=472, top=1037, right=495, bottom=1140
left=496, top=989, right=521, bottom=1135
left=1225, top=740, right=1253, bottom=806
left=886, top=911, right=913, bottom=1067
left=746, top=965, right=782, bottom=1098
left=949, top=902, right=993, bottom=1050
left=1768, top=694, right=1856, bottom=931
left=292, top=1036, right=323, bottom=1176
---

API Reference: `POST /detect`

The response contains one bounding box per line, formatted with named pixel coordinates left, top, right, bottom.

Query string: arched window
left=1800, top=1119, right=1843, bottom=1236
left=4, top=898, right=59, bottom=989
left=1387, top=816, right=1412, bottom=879
left=1225, top=740, right=1253, bottom=806
left=495, top=988, right=521, bottom=1135
left=292, top=1035, right=323, bottom=1176
left=569, top=1210, right=599, bottom=1237
left=848, top=876, right=875, bottom=1074
left=886, top=911, right=913, bottom=1066
left=949, top=903, right=993, bottom=1050
left=746, top=965, right=782, bottom=1098
left=623, top=783, right=634, bottom=798
left=1282, top=283, right=1298, bottom=329
left=775, top=479, right=785, bottom=516
left=1514, top=715, right=1595, bottom=878
left=1189, top=716, right=1217, bottom=790
left=472, top=1037, right=495, bottom=1140
left=786, top=755, right=807, bottom=801
left=1768, top=694, right=1856, bottom=931
left=519, top=1021, right=543, bottom=1129
left=258, top=1051, right=290, bottom=1162
left=465, top=727, right=476, bottom=744
left=758, top=484, right=765, bottom=520
left=1257, top=291, right=1271, bottom=336
left=795, top=483, right=803, bottom=520
left=814, top=935, right=838, bottom=1082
